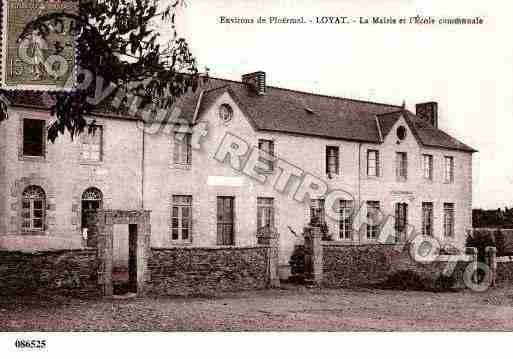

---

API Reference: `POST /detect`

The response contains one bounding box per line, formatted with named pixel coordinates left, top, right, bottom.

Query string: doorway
left=85, top=210, right=150, bottom=297
left=81, top=187, right=103, bottom=243
left=113, top=224, right=138, bottom=295
left=394, top=202, right=408, bottom=242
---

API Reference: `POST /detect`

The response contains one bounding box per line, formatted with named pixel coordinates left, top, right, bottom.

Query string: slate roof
left=377, top=110, right=476, bottom=152
left=0, top=76, right=476, bottom=152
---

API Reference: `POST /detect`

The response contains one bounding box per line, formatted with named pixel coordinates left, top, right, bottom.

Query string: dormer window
left=258, top=139, right=275, bottom=172
left=326, top=146, right=340, bottom=177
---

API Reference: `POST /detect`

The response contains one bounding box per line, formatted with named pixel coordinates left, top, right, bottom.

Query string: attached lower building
left=0, top=71, right=476, bottom=278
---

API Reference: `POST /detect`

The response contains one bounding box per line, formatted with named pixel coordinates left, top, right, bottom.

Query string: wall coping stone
left=435, top=254, right=473, bottom=262
left=321, top=241, right=397, bottom=247
left=151, top=245, right=270, bottom=251
left=0, top=248, right=97, bottom=256
left=497, top=256, right=513, bottom=263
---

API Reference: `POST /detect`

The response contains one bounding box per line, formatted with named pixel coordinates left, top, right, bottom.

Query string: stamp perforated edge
left=0, top=0, right=78, bottom=92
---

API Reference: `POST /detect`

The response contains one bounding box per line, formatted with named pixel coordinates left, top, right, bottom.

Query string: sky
left=163, top=0, right=513, bottom=209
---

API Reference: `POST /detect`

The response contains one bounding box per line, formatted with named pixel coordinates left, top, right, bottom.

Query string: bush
left=289, top=245, right=305, bottom=276
left=493, top=229, right=513, bottom=256
left=466, top=231, right=495, bottom=263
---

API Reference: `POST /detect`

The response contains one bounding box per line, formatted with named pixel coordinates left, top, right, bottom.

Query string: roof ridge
left=203, top=84, right=230, bottom=94
left=206, top=75, right=402, bottom=109
left=376, top=109, right=404, bottom=117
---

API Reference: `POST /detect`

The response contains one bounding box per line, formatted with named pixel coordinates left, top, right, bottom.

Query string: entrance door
left=81, top=187, right=103, bottom=229
left=217, top=196, right=234, bottom=245
left=128, top=224, right=138, bottom=293
left=394, top=202, right=408, bottom=241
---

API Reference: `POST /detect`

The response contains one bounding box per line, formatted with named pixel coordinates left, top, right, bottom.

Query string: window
left=396, top=152, right=408, bottom=180
left=367, top=150, right=380, bottom=177
left=310, top=199, right=325, bottom=225
left=219, top=104, right=233, bottom=123
left=81, top=126, right=103, bottom=161
left=443, top=203, right=455, bottom=238
left=81, top=187, right=103, bottom=229
left=258, top=139, right=275, bottom=172
left=394, top=203, right=408, bottom=241
left=422, top=154, right=433, bottom=180
left=21, top=185, right=46, bottom=232
left=174, top=133, right=192, bottom=165
left=396, top=125, right=407, bottom=140
left=217, top=196, right=234, bottom=245
left=339, top=200, right=353, bottom=240
left=23, top=119, right=45, bottom=157
left=326, top=146, right=339, bottom=176
left=257, top=197, right=275, bottom=230
left=366, top=201, right=380, bottom=240
left=171, top=195, right=192, bottom=242
left=444, top=156, right=454, bottom=183
left=422, top=202, right=434, bottom=236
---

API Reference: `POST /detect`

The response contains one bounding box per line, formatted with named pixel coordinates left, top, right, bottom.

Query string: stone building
left=0, top=71, right=476, bottom=278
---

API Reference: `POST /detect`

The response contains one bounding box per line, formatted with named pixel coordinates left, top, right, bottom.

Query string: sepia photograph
left=0, top=0, right=512, bottom=357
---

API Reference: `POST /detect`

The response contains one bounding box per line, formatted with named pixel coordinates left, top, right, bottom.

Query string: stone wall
left=321, top=243, right=474, bottom=290
left=146, top=246, right=271, bottom=296
left=322, top=244, right=397, bottom=287
left=0, top=249, right=100, bottom=297
left=496, top=257, right=513, bottom=286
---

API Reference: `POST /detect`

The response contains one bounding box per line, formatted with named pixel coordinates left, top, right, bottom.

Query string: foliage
left=289, top=245, right=305, bottom=282
left=466, top=231, right=495, bottom=262
left=308, top=217, right=333, bottom=241
left=0, top=0, right=201, bottom=141
left=473, top=207, right=513, bottom=229
left=467, top=229, right=513, bottom=257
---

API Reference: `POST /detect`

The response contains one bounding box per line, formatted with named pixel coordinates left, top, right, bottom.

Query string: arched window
left=82, top=187, right=103, bottom=229
left=22, top=185, right=46, bottom=232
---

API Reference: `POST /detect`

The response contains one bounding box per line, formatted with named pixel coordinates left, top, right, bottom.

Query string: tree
left=0, top=0, right=202, bottom=141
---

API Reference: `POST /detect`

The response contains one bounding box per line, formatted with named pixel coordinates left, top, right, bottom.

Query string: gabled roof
left=0, top=76, right=476, bottom=153
left=377, top=110, right=476, bottom=153
left=194, top=77, right=401, bottom=143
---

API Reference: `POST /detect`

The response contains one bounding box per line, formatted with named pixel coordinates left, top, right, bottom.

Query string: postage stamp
left=1, top=0, right=77, bottom=90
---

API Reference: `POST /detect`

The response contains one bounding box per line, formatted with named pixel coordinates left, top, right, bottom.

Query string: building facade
left=0, top=72, right=476, bottom=278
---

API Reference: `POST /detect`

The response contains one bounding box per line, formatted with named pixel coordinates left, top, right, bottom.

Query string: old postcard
left=0, top=0, right=511, bottom=358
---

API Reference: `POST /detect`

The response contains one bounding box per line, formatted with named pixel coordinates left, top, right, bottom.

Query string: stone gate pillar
left=268, top=231, right=280, bottom=288
left=304, top=225, right=323, bottom=285
left=485, top=246, right=497, bottom=287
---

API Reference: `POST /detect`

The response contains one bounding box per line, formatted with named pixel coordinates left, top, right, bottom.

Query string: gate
left=86, top=210, right=151, bottom=297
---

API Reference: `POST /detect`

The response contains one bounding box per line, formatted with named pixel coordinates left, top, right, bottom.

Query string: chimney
left=416, top=102, right=438, bottom=128
left=242, top=71, right=266, bottom=95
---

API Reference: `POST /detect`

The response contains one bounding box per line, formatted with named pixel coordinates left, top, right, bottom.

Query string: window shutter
left=186, top=134, right=192, bottom=165
left=257, top=206, right=262, bottom=229
left=395, top=154, right=400, bottom=178
left=173, top=136, right=180, bottom=164
left=404, top=154, right=408, bottom=178
left=336, top=148, right=340, bottom=174
left=325, top=147, right=329, bottom=175
left=375, top=151, right=380, bottom=177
